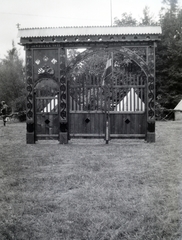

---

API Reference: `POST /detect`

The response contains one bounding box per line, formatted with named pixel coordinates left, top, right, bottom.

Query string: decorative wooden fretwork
left=33, top=49, right=59, bottom=83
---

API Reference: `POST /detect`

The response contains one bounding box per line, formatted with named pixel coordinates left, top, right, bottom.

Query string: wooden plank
left=126, top=92, right=128, bottom=111
left=98, top=112, right=102, bottom=135
left=79, top=75, right=81, bottom=111
left=96, top=77, right=99, bottom=110
left=69, top=112, right=75, bottom=134
left=70, top=133, right=105, bottom=138
left=133, top=87, right=136, bottom=111
left=93, top=75, right=95, bottom=110
left=85, top=74, right=88, bottom=110
left=36, top=134, right=59, bottom=140
left=130, top=86, right=132, bottom=111
left=90, top=113, right=94, bottom=134
left=75, top=86, right=78, bottom=111
left=112, top=85, right=145, bottom=89
left=109, top=114, right=114, bottom=133
left=36, top=97, right=58, bottom=100
left=130, top=114, right=135, bottom=134
left=110, top=134, right=145, bottom=138
left=36, top=135, right=58, bottom=138
left=141, top=87, right=144, bottom=111
left=83, top=77, right=85, bottom=110
left=93, top=112, right=98, bottom=134
left=69, top=110, right=106, bottom=113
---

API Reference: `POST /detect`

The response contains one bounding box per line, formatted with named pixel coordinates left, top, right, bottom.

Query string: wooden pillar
left=59, top=48, right=68, bottom=144
left=26, top=48, right=35, bottom=144
left=146, top=43, right=156, bottom=142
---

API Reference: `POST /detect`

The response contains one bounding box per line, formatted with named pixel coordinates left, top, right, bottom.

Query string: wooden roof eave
left=18, top=26, right=162, bottom=45
left=19, top=34, right=161, bottom=46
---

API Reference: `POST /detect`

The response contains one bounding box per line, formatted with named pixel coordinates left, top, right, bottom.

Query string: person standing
left=1, top=101, right=8, bottom=126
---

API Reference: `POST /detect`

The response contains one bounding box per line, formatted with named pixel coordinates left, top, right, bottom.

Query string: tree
left=114, top=13, right=137, bottom=26
left=0, top=43, right=25, bottom=112
left=140, top=6, right=158, bottom=25
left=156, top=0, right=182, bottom=110
left=162, top=0, right=178, bottom=14
left=114, top=7, right=157, bottom=27
left=113, top=4, right=182, bottom=114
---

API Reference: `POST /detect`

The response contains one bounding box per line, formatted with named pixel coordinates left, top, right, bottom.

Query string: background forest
left=0, top=0, right=181, bottom=119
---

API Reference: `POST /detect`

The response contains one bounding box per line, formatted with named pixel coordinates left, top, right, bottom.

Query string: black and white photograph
left=0, top=0, right=182, bottom=239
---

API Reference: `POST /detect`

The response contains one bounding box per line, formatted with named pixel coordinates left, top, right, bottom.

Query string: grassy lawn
left=0, top=120, right=182, bottom=239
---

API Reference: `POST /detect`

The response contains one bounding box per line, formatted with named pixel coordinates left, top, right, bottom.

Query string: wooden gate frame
left=18, top=26, right=161, bottom=143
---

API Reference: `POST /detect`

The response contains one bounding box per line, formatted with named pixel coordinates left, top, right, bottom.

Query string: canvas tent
left=174, top=100, right=182, bottom=121
left=115, top=88, right=145, bottom=112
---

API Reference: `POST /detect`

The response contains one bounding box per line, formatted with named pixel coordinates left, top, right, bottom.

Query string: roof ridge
left=19, top=25, right=160, bottom=31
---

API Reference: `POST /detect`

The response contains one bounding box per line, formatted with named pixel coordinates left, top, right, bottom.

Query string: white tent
left=115, top=88, right=145, bottom=112
left=174, top=99, right=182, bottom=121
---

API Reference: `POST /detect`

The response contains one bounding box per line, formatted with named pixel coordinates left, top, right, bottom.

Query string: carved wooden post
left=26, top=48, right=35, bottom=144
left=59, top=48, right=68, bottom=144
left=146, top=43, right=156, bottom=142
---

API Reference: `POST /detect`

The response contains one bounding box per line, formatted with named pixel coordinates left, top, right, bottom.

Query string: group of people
left=1, top=101, right=8, bottom=126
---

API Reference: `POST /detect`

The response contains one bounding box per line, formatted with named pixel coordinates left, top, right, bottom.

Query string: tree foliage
left=113, top=3, right=182, bottom=112
left=0, top=43, right=25, bottom=112
left=162, top=0, right=178, bottom=14
left=140, top=6, right=158, bottom=25
left=156, top=0, right=182, bottom=109
left=114, top=13, right=137, bottom=26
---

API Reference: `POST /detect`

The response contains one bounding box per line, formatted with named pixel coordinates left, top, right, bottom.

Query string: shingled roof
left=18, top=26, right=162, bottom=38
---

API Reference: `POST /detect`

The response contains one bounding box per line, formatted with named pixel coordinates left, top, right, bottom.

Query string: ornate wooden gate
left=69, top=63, right=147, bottom=139
left=18, top=25, right=162, bottom=143
left=34, top=78, right=59, bottom=140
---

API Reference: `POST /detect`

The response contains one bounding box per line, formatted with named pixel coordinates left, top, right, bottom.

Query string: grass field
left=0, top=120, right=182, bottom=240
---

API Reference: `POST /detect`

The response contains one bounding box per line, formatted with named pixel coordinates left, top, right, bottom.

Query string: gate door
left=34, top=78, right=59, bottom=140
left=69, top=72, right=147, bottom=139
left=69, top=74, right=106, bottom=138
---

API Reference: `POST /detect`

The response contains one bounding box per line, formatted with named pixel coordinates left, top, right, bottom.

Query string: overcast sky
left=0, top=0, right=182, bottom=60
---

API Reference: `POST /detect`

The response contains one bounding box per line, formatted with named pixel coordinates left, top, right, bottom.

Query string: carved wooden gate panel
left=34, top=78, right=59, bottom=140
left=69, top=74, right=106, bottom=138
left=109, top=73, right=146, bottom=138
left=69, top=72, right=147, bottom=139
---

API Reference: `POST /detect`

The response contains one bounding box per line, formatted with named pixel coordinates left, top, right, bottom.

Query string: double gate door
left=69, top=73, right=147, bottom=139
left=34, top=79, right=59, bottom=140
left=33, top=75, right=146, bottom=141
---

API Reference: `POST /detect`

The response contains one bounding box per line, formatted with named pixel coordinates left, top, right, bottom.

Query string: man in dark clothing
left=1, top=101, right=8, bottom=126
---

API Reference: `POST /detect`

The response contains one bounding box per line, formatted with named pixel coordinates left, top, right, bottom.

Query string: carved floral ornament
left=35, top=57, right=57, bottom=65
left=51, top=58, right=57, bottom=64
left=38, top=65, right=55, bottom=75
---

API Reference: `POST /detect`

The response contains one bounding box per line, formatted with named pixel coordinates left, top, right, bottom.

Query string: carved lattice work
left=126, top=47, right=147, bottom=62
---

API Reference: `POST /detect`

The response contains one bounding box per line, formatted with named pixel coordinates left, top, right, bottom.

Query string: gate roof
left=18, top=26, right=161, bottom=44
left=18, top=26, right=161, bottom=37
